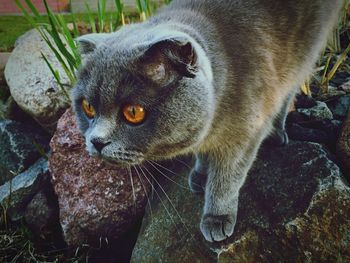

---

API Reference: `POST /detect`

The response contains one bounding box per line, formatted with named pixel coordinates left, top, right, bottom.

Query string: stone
left=297, top=101, right=333, bottom=121
left=0, top=83, right=10, bottom=101
left=327, top=95, right=350, bottom=119
left=294, top=94, right=317, bottom=109
left=0, top=96, right=16, bottom=120
left=287, top=123, right=328, bottom=143
left=49, top=108, right=151, bottom=246
left=0, top=120, right=50, bottom=185
left=340, top=80, right=350, bottom=93
left=0, top=52, right=11, bottom=86
left=337, top=110, right=350, bottom=179
left=0, top=96, right=36, bottom=123
left=24, top=188, right=63, bottom=244
left=287, top=119, right=342, bottom=149
left=0, top=158, right=50, bottom=221
left=286, top=111, right=309, bottom=123
left=316, top=86, right=346, bottom=101
left=131, top=142, right=350, bottom=263
left=4, top=29, right=71, bottom=132
left=330, top=72, right=350, bottom=87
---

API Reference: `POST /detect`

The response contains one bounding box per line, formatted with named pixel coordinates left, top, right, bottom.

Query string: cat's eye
left=123, top=104, right=146, bottom=124
left=82, top=99, right=96, bottom=119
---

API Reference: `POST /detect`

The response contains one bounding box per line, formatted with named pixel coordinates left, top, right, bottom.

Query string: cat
left=72, top=0, right=342, bottom=242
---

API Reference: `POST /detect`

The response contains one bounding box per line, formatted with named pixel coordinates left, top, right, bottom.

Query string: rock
left=286, top=111, right=309, bottom=123
left=0, top=96, right=36, bottom=123
left=337, top=110, right=350, bottom=179
left=4, top=29, right=71, bottom=132
left=0, top=83, right=10, bottom=101
left=294, top=94, right=317, bottom=109
left=327, top=95, right=350, bottom=119
left=330, top=72, right=350, bottom=87
left=131, top=142, right=350, bottom=263
left=49, top=108, right=151, bottom=246
left=316, top=86, right=346, bottom=101
left=0, top=120, right=50, bottom=185
left=24, top=187, right=63, bottom=244
left=287, top=119, right=342, bottom=149
left=287, top=123, right=328, bottom=143
left=297, top=101, right=333, bottom=121
left=340, top=80, right=350, bottom=93
left=0, top=158, right=50, bottom=221
left=0, top=96, right=16, bottom=120
left=0, top=52, right=11, bottom=86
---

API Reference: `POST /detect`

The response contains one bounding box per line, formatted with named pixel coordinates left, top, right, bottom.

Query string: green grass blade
left=14, top=0, right=37, bottom=26
left=70, top=10, right=80, bottom=37
left=114, top=0, right=124, bottom=12
left=85, top=3, right=97, bottom=33
left=24, top=0, right=41, bottom=17
left=41, top=52, right=70, bottom=100
left=97, top=0, right=107, bottom=33
left=56, top=14, right=81, bottom=66
left=135, top=0, right=142, bottom=13
left=43, top=0, right=78, bottom=71
left=325, top=43, right=350, bottom=84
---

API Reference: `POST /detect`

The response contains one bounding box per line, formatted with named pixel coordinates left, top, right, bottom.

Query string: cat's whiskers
left=140, top=165, right=212, bottom=260
left=141, top=165, right=195, bottom=242
left=133, top=165, right=154, bottom=224
left=147, top=160, right=191, bottom=190
left=174, top=158, right=192, bottom=169
left=148, top=160, right=178, bottom=176
left=127, top=165, right=137, bottom=213
left=138, top=165, right=184, bottom=239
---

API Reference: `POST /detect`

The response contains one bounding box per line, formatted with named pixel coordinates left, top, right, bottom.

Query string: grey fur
left=72, top=0, right=342, bottom=242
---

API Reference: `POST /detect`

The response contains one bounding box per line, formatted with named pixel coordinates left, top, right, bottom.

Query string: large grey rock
left=0, top=120, right=50, bottom=185
left=4, top=29, right=71, bottom=132
left=131, top=142, right=350, bottom=263
left=0, top=158, right=50, bottom=221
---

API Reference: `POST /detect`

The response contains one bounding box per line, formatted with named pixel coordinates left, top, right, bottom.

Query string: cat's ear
left=139, top=38, right=198, bottom=86
left=75, top=33, right=110, bottom=55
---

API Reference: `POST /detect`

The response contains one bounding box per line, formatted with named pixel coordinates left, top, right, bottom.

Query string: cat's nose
left=91, top=138, right=111, bottom=153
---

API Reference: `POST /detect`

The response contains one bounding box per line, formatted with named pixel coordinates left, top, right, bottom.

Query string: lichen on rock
left=131, top=141, right=350, bottom=263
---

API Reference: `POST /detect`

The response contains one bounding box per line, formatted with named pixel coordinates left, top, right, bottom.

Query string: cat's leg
left=266, top=91, right=295, bottom=146
left=200, top=136, right=265, bottom=242
left=188, top=153, right=208, bottom=194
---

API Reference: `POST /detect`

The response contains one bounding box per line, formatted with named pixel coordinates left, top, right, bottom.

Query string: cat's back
left=165, top=0, right=342, bottom=87
left=168, top=0, right=340, bottom=18
left=162, top=0, right=342, bottom=58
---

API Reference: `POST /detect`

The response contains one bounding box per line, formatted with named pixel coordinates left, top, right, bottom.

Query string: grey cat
left=72, top=0, right=342, bottom=242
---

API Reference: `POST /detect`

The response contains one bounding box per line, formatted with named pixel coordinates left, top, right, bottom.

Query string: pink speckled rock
left=49, top=108, right=151, bottom=246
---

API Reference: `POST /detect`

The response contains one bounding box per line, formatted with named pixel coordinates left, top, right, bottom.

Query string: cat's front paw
left=200, top=213, right=236, bottom=242
left=266, top=129, right=289, bottom=147
left=188, top=169, right=207, bottom=194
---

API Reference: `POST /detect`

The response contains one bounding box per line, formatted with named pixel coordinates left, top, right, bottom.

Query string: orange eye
left=123, top=104, right=146, bottom=124
left=82, top=99, right=96, bottom=118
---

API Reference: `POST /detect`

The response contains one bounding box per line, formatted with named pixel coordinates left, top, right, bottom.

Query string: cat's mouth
left=101, top=155, right=145, bottom=166
left=97, top=148, right=145, bottom=167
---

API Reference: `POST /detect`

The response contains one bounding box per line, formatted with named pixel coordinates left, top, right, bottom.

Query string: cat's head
left=72, top=25, right=214, bottom=165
